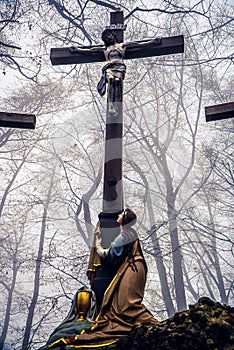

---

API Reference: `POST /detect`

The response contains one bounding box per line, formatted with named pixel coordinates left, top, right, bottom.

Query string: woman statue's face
left=117, top=212, right=124, bottom=224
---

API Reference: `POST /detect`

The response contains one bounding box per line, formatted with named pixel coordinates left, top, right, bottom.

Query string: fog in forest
left=0, top=1, right=233, bottom=349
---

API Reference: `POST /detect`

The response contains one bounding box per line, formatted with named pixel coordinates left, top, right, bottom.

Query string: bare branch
left=124, top=6, right=210, bottom=21
left=89, top=0, right=120, bottom=11
left=0, top=41, right=21, bottom=50
left=48, top=0, right=93, bottom=43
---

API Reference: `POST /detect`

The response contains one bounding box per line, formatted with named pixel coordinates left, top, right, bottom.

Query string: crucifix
left=50, top=10, right=184, bottom=310
left=0, top=112, right=36, bottom=129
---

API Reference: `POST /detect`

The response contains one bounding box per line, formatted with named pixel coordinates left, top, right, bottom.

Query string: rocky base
left=117, top=297, right=234, bottom=350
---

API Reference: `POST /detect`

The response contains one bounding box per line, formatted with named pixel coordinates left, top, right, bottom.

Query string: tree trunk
left=166, top=186, right=186, bottom=311
left=0, top=254, right=18, bottom=350
left=129, top=160, right=175, bottom=317
left=206, top=193, right=228, bottom=304
left=22, top=178, right=53, bottom=350
left=147, top=190, right=175, bottom=317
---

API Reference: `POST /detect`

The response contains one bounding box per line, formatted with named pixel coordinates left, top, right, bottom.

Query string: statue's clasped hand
left=94, top=222, right=102, bottom=246
left=95, top=232, right=102, bottom=247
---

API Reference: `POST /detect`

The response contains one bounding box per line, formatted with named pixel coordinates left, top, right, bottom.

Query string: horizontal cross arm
left=125, top=35, right=184, bottom=60
left=205, top=102, right=234, bottom=122
left=50, top=45, right=105, bottom=65
left=50, top=35, right=184, bottom=66
left=0, top=112, right=36, bottom=129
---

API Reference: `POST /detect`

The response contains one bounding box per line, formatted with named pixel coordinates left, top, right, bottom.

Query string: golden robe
left=64, top=239, right=158, bottom=348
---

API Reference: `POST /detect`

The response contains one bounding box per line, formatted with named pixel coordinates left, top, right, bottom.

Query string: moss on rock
left=117, top=297, right=234, bottom=350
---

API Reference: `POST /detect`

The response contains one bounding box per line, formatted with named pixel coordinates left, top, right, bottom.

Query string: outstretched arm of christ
left=50, top=35, right=183, bottom=65
left=70, top=44, right=105, bottom=55
left=123, top=37, right=162, bottom=50
left=69, top=38, right=161, bottom=57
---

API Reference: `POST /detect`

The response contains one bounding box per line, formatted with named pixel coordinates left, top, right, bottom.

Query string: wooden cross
left=50, top=10, right=184, bottom=228
left=0, top=112, right=36, bottom=129
left=205, top=101, right=234, bottom=122
left=50, top=10, right=184, bottom=310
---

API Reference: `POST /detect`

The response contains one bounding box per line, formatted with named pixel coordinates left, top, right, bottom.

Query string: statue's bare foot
left=109, top=109, right=118, bottom=117
left=108, top=104, right=116, bottom=115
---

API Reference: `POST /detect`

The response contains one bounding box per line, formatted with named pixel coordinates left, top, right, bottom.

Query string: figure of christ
left=40, top=209, right=158, bottom=349
left=70, top=29, right=161, bottom=116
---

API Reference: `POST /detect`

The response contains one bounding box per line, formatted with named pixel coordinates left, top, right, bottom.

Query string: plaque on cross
left=50, top=10, right=184, bottom=310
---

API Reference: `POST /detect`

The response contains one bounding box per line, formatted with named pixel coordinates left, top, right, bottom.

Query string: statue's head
left=121, top=208, right=137, bottom=227
left=102, top=28, right=117, bottom=46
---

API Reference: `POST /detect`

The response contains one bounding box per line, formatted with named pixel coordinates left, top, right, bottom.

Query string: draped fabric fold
left=47, top=239, right=158, bottom=349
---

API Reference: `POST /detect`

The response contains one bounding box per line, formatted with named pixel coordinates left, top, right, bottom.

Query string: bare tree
left=0, top=225, right=24, bottom=349
left=0, top=0, right=41, bottom=80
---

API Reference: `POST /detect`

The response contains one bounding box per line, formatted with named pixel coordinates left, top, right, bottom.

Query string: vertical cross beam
left=92, top=11, right=126, bottom=311
left=98, top=11, right=125, bottom=248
